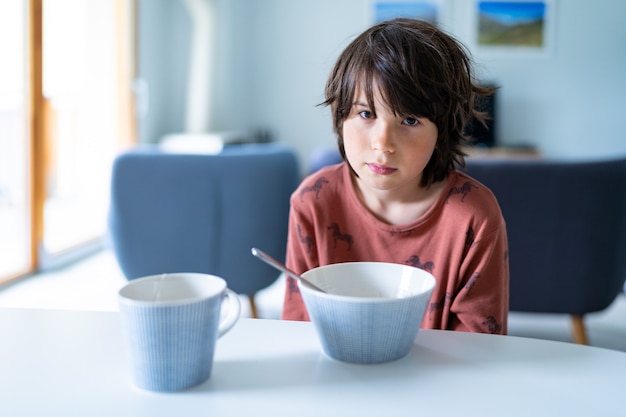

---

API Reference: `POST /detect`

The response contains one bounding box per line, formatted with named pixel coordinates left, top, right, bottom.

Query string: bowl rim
left=299, top=261, right=436, bottom=303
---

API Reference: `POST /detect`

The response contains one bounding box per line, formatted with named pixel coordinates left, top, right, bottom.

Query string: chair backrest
left=309, top=147, right=343, bottom=173
left=464, top=157, right=626, bottom=315
left=108, top=143, right=301, bottom=295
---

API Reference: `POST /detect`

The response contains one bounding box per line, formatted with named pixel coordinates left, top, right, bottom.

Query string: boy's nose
left=371, top=122, right=395, bottom=153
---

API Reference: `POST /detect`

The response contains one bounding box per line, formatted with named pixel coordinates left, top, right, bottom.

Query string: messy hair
left=322, top=18, right=495, bottom=187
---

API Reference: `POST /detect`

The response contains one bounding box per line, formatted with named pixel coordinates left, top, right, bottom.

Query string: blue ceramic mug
left=119, top=273, right=240, bottom=392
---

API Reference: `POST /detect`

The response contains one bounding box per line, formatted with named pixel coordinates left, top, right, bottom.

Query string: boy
left=282, top=18, right=509, bottom=334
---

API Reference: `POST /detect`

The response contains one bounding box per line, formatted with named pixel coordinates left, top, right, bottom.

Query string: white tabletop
left=0, top=308, right=622, bottom=416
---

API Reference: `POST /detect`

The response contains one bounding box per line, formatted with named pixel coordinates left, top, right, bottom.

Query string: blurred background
left=1, top=0, right=625, bottom=285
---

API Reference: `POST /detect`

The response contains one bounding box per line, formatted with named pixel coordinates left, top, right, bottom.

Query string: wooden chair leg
left=248, top=294, right=259, bottom=319
left=570, top=315, right=589, bottom=345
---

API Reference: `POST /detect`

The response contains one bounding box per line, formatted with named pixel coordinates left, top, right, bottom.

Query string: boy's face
left=342, top=85, right=439, bottom=199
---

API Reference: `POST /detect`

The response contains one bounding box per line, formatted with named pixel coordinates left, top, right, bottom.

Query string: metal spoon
left=251, top=247, right=326, bottom=293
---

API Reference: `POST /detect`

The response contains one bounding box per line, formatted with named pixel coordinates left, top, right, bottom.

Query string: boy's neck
left=351, top=174, right=448, bottom=226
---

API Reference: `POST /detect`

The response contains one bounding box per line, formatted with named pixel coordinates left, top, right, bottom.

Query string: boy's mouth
left=367, top=163, right=397, bottom=175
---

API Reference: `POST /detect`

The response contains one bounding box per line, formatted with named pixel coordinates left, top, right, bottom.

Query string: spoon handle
left=251, top=248, right=326, bottom=293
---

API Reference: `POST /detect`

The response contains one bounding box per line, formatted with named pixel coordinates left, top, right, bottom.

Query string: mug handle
left=217, top=289, right=241, bottom=338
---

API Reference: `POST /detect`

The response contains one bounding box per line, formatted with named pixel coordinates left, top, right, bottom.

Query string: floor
left=1, top=249, right=625, bottom=353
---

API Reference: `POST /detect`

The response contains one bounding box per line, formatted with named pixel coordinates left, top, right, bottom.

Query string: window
left=0, top=0, right=136, bottom=283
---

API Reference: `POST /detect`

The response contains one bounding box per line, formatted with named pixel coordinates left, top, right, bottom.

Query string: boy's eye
left=358, top=110, right=373, bottom=119
left=403, top=117, right=419, bottom=126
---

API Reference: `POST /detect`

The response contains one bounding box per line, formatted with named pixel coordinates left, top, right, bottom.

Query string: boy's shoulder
left=450, top=169, right=496, bottom=199
left=293, top=162, right=347, bottom=204
left=444, top=169, right=504, bottom=221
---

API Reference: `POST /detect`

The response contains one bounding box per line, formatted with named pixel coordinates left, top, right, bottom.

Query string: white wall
left=137, top=0, right=190, bottom=146
left=451, top=0, right=626, bottom=159
left=139, top=0, right=626, bottom=165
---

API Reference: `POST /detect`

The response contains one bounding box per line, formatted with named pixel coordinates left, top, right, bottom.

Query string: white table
left=0, top=308, right=623, bottom=416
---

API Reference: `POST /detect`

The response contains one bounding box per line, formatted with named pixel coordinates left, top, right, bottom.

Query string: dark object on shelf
left=465, top=88, right=497, bottom=148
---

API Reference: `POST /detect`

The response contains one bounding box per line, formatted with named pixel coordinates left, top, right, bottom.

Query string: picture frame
left=470, top=0, right=556, bottom=57
left=372, top=0, right=444, bottom=26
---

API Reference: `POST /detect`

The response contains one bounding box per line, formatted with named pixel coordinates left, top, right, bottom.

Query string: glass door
left=40, top=0, right=136, bottom=268
left=0, top=1, right=30, bottom=282
left=0, top=0, right=136, bottom=281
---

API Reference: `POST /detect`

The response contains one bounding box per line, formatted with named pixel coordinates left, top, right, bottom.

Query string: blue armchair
left=464, top=157, right=626, bottom=344
left=108, top=143, right=301, bottom=317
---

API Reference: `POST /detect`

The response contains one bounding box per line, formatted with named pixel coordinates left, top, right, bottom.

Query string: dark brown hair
left=322, top=18, right=495, bottom=187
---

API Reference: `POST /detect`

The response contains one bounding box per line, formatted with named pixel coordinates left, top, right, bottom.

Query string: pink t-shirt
left=282, top=162, right=509, bottom=334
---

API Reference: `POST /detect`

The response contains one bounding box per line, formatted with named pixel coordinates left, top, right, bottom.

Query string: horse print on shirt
left=299, top=177, right=329, bottom=201
left=327, top=222, right=353, bottom=250
left=464, top=272, right=479, bottom=295
left=406, top=255, right=434, bottom=273
left=446, top=181, right=478, bottom=203
left=286, top=275, right=299, bottom=301
left=482, top=316, right=502, bottom=334
left=297, top=224, right=314, bottom=254
left=428, top=292, right=452, bottom=320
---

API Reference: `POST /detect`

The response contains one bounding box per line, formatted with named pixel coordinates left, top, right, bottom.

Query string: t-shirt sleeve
left=281, top=195, right=316, bottom=321
left=449, top=222, right=509, bottom=334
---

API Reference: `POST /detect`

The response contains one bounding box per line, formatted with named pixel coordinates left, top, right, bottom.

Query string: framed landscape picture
left=472, top=0, right=555, bottom=56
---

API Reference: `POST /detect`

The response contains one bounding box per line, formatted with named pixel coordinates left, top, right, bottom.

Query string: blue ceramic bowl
left=300, top=262, right=435, bottom=364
